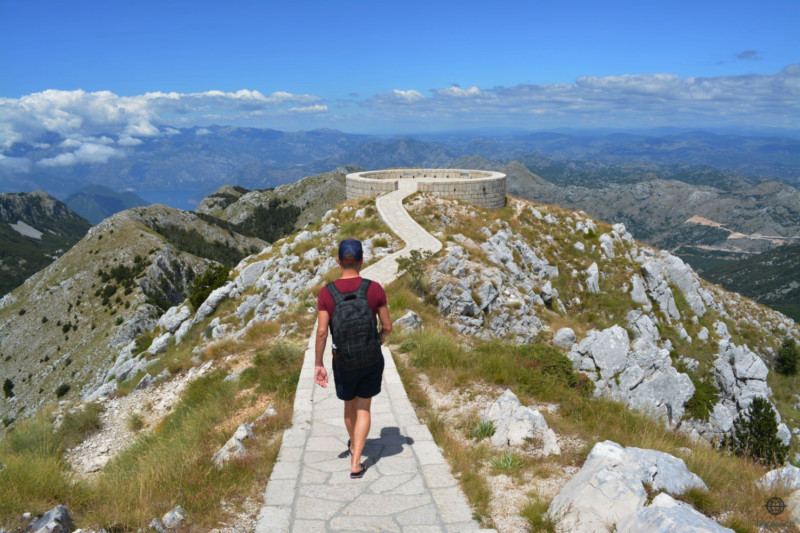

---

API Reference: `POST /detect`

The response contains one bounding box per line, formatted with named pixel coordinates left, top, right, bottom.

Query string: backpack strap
left=326, top=279, right=373, bottom=306
left=326, top=281, right=346, bottom=306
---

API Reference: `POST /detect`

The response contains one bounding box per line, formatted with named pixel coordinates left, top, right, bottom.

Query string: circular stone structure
left=346, top=168, right=506, bottom=209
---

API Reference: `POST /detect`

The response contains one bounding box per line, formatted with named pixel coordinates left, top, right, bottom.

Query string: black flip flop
left=350, top=463, right=367, bottom=479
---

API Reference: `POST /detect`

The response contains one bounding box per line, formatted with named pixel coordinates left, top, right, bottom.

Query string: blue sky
left=1, top=0, right=799, bottom=142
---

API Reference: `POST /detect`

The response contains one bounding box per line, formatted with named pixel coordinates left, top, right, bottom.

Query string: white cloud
left=365, top=65, right=800, bottom=129
left=37, top=143, right=124, bottom=167
left=195, top=128, right=212, bottom=135
left=436, top=86, right=485, bottom=98
left=0, top=154, right=32, bottom=173
left=60, top=138, right=82, bottom=148
left=370, top=89, right=426, bottom=106
left=117, top=135, right=143, bottom=146
left=0, top=88, right=326, bottom=151
left=286, top=104, right=328, bottom=113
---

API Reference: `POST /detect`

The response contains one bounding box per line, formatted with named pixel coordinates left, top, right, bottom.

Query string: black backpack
left=327, top=279, right=383, bottom=370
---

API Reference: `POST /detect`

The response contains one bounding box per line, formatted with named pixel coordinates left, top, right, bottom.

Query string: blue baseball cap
left=338, top=238, right=363, bottom=262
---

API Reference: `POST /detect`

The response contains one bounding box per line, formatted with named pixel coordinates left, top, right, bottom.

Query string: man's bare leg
left=344, top=396, right=372, bottom=473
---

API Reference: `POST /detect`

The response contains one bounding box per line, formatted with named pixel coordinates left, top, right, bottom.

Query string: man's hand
left=314, top=364, right=328, bottom=388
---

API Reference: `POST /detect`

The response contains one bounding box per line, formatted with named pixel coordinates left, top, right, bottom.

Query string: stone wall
left=345, top=175, right=398, bottom=199
left=346, top=169, right=506, bottom=209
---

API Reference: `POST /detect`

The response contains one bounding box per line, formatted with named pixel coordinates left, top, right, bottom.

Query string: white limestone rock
left=569, top=325, right=694, bottom=425
left=573, top=241, right=585, bottom=252
left=641, top=261, right=680, bottom=320
left=294, top=230, right=313, bottom=243
left=584, top=262, right=600, bottom=294
left=616, top=493, right=733, bottom=533
left=27, top=505, right=75, bottom=533
left=158, top=305, right=191, bottom=333
left=147, top=332, right=171, bottom=355
left=546, top=441, right=707, bottom=533
left=714, top=320, right=731, bottom=340
left=484, top=389, right=560, bottom=455
left=212, top=422, right=256, bottom=469
left=553, top=328, right=576, bottom=349
left=235, top=260, right=271, bottom=290
left=83, top=380, right=118, bottom=402
left=758, top=464, right=800, bottom=491
left=599, top=233, right=615, bottom=258
left=630, top=274, right=651, bottom=311
left=174, top=318, right=192, bottom=345
left=194, top=281, right=236, bottom=324
left=713, top=340, right=770, bottom=411
left=778, top=423, right=793, bottom=447
left=394, top=310, right=422, bottom=331
left=528, top=206, right=543, bottom=220
left=162, top=505, right=187, bottom=529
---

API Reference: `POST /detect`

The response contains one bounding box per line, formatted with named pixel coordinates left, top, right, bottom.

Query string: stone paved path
left=256, top=181, right=495, bottom=532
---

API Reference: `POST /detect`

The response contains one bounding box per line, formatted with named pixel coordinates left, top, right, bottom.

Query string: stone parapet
left=346, top=168, right=506, bottom=209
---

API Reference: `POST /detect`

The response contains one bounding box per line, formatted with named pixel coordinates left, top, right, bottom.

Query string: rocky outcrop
left=212, top=422, right=256, bottom=468
left=757, top=465, right=800, bottom=524
left=27, top=505, right=75, bottom=533
left=162, top=504, right=188, bottom=529
left=641, top=260, right=680, bottom=321
left=683, top=340, right=775, bottom=441
left=394, top=310, right=422, bottom=330
left=552, top=327, right=576, bottom=349
left=616, top=493, right=733, bottom=533
left=546, top=441, right=708, bottom=533
left=483, top=389, right=560, bottom=456
left=584, top=262, right=600, bottom=294
left=158, top=305, right=191, bottom=333
left=430, top=227, right=562, bottom=343
left=567, top=325, right=694, bottom=426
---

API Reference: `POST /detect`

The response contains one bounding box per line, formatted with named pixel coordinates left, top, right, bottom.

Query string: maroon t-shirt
left=317, top=277, right=387, bottom=316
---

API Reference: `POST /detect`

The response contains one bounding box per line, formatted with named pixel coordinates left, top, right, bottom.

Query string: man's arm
left=314, top=310, right=329, bottom=387
left=377, top=305, right=392, bottom=345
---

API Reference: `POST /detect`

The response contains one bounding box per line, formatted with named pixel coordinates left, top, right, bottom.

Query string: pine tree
left=775, top=337, right=798, bottom=376
left=726, top=396, right=788, bottom=468
left=3, top=378, right=13, bottom=398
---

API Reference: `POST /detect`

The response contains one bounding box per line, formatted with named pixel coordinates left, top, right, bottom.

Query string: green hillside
left=700, top=243, right=800, bottom=321
left=0, top=191, right=91, bottom=297
left=65, top=185, right=149, bottom=224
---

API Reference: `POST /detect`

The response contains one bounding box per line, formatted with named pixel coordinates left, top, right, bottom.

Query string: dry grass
left=392, top=310, right=792, bottom=533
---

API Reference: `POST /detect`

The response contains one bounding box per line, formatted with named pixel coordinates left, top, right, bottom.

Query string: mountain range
left=1, top=179, right=798, bottom=530
left=64, top=185, right=149, bottom=224
left=2, top=128, right=799, bottom=198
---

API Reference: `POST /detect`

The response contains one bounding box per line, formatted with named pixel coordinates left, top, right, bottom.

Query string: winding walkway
left=256, top=180, right=494, bottom=532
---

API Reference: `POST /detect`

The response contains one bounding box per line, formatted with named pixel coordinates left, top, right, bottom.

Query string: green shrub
left=57, top=403, right=103, bottom=448
left=126, top=413, right=144, bottom=432
left=55, top=383, right=71, bottom=398
left=134, top=332, right=154, bottom=353
left=490, top=452, right=523, bottom=470
left=775, top=337, right=798, bottom=376
left=3, top=378, right=13, bottom=398
left=396, top=249, right=433, bottom=295
left=189, top=263, right=230, bottom=309
left=684, top=376, right=720, bottom=421
left=470, top=420, right=495, bottom=441
left=521, top=494, right=556, bottom=533
left=724, top=396, right=789, bottom=468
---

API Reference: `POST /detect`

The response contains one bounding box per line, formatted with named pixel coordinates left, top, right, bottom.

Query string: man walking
left=315, top=238, right=392, bottom=478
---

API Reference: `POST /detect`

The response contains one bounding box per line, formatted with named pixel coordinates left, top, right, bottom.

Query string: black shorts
left=332, top=356, right=385, bottom=401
